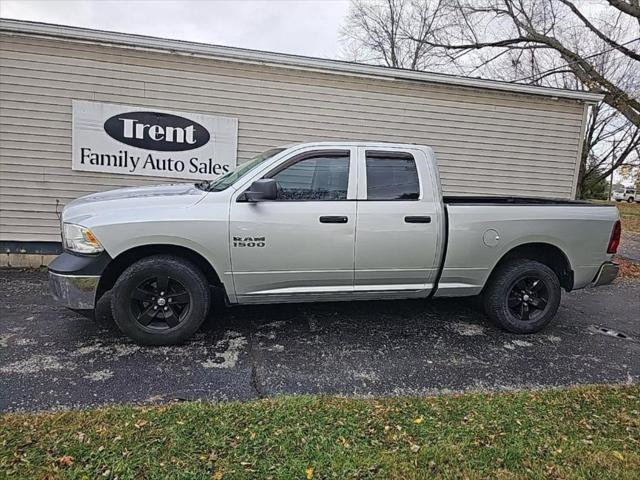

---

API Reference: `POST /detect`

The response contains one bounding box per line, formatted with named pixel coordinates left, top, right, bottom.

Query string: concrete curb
left=0, top=254, right=56, bottom=268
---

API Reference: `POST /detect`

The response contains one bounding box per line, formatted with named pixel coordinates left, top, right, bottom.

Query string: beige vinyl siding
left=1, top=33, right=586, bottom=242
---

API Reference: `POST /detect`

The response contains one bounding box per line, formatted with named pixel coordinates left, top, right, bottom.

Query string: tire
left=111, top=255, right=210, bottom=345
left=628, top=197, right=635, bottom=203
left=483, top=259, right=561, bottom=334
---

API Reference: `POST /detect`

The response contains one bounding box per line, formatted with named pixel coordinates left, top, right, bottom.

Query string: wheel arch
left=96, top=244, right=223, bottom=301
left=486, top=242, right=574, bottom=292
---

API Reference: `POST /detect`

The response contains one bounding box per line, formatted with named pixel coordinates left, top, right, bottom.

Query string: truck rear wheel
left=483, top=259, right=561, bottom=334
left=111, top=255, right=210, bottom=346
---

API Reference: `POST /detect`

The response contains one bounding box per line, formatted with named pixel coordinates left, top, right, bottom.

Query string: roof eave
left=0, top=18, right=605, bottom=103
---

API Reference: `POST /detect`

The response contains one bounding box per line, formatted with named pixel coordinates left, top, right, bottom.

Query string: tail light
left=607, top=220, right=621, bottom=254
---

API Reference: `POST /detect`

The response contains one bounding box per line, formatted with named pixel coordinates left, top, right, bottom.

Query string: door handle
left=319, top=216, right=348, bottom=224
left=405, top=216, right=431, bottom=223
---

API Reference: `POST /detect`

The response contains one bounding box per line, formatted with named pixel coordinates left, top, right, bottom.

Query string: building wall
left=0, top=33, right=587, bottom=243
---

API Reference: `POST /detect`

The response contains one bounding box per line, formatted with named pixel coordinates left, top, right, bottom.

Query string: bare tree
left=580, top=102, right=640, bottom=196
left=340, top=0, right=640, bottom=197
left=340, top=0, right=447, bottom=70
left=419, top=1, right=640, bottom=128
left=466, top=5, right=640, bottom=196
left=607, top=0, right=640, bottom=21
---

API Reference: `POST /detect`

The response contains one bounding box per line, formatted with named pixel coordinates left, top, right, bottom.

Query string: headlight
left=63, top=223, right=104, bottom=254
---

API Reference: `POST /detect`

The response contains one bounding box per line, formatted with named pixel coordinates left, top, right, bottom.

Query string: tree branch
left=503, top=10, right=640, bottom=127
left=558, top=0, right=640, bottom=61
left=607, top=0, right=640, bottom=19
left=415, top=37, right=532, bottom=50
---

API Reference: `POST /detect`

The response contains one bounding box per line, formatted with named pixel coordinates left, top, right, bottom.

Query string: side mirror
left=244, top=178, right=277, bottom=202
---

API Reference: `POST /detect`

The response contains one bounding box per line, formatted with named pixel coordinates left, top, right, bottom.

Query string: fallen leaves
left=306, top=466, right=314, bottom=479
left=612, top=451, right=625, bottom=461
left=56, top=455, right=74, bottom=467
left=134, top=419, right=148, bottom=429
left=616, top=256, right=640, bottom=278
left=337, top=436, right=350, bottom=448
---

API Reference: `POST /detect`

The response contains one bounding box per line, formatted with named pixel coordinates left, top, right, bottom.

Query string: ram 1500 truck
left=49, top=142, right=622, bottom=345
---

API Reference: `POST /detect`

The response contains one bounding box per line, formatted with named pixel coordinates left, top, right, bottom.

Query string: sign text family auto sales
left=72, top=100, right=238, bottom=180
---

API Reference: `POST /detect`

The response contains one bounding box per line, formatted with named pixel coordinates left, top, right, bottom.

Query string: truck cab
left=227, top=143, right=444, bottom=302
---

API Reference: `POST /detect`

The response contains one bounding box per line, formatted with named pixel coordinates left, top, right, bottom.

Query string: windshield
left=195, top=148, right=285, bottom=192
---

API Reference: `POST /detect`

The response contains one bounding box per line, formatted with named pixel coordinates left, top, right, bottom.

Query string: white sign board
left=72, top=100, right=238, bottom=180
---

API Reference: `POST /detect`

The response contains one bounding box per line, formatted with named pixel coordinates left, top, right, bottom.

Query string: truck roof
left=279, top=141, right=433, bottom=151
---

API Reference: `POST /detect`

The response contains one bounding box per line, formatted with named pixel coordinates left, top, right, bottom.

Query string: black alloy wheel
left=506, top=276, right=550, bottom=322
left=129, top=275, right=191, bottom=330
left=483, top=258, right=561, bottom=334
left=111, top=255, right=210, bottom=345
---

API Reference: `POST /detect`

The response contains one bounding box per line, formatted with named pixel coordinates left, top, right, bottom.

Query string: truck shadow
left=95, top=289, right=494, bottom=341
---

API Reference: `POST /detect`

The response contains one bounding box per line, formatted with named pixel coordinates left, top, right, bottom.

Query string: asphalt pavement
left=1, top=269, right=638, bottom=412
left=620, top=231, right=640, bottom=262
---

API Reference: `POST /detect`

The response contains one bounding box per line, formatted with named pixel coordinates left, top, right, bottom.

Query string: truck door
left=229, top=148, right=357, bottom=302
left=354, top=148, right=442, bottom=295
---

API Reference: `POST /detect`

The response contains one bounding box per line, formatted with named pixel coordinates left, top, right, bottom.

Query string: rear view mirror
left=244, top=179, right=277, bottom=202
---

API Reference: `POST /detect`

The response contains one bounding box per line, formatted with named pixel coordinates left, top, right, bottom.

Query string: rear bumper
left=49, top=272, right=100, bottom=309
left=591, top=261, right=619, bottom=287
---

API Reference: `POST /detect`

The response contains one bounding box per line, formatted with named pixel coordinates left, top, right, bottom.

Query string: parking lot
left=1, top=269, right=638, bottom=412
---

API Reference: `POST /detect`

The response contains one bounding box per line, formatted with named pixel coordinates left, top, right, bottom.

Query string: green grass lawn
left=617, top=201, right=640, bottom=235
left=589, top=199, right=640, bottom=234
left=2, top=385, right=639, bottom=479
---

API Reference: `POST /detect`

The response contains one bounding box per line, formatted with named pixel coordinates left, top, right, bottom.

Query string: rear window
left=366, top=152, right=420, bottom=200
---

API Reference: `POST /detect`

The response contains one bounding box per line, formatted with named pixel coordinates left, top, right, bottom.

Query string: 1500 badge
left=233, top=236, right=266, bottom=247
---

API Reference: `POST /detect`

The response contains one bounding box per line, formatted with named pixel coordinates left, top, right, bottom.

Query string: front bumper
left=48, top=251, right=111, bottom=309
left=49, top=272, right=100, bottom=309
left=592, top=261, right=619, bottom=287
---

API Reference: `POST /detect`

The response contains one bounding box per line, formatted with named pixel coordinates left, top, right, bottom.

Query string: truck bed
left=435, top=199, right=618, bottom=297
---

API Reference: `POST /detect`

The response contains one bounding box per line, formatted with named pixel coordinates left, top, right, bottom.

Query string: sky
left=0, top=0, right=351, bottom=58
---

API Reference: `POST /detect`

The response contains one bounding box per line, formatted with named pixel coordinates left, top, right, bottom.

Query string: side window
left=366, top=152, right=420, bottom=200
left=271, top=153, right=350, bottom=201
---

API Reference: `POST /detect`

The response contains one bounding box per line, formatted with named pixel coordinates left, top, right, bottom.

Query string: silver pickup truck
left=49, top=142, right=621, bottom=345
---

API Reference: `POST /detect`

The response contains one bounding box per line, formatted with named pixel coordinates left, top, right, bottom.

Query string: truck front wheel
left=483, top=259, right=561, bottom=334
left=111, top=255, right=210, bottom=345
